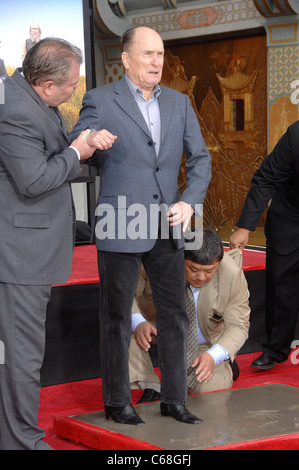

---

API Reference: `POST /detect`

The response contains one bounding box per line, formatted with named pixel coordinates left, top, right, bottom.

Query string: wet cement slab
left=59, top=384, right=299, bottom=450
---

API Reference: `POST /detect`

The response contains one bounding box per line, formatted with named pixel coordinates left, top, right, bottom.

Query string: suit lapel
left=12, top=69, right=69, bottom=143
left=115, top=77, right=173, bottom=158
left=114, top=79, right=175, bottom=160
left=51, top=106, right=68, bottom=137
left=114, top=77, right=152, bottom=140
left=158, top=86, right=175, bottom=149
left=197, top=272, right=219, bottom=339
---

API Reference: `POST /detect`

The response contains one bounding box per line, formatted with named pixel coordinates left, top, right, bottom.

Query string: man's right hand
left=230, top=228, right=250, bottom=252
left=71, top=129, right=117, bottom=161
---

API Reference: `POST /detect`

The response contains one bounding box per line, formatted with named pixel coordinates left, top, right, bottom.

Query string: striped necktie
left=185, top=284, right=199, bottom=390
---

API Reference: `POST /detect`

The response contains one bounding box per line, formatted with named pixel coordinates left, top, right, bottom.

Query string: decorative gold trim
left=161, top=0, right=177, bottom=9
left=253, top=0, right=297, bottom=17
left=262, top=0, right=275, bottom=15
left=94, top=1, right=118, bottom=37
left=274, top=0, right=296, bottom=15
left=103, top=44, right=122, bottom=62
left=268, top=23, right=297, bottom=44
left=217, top=70, right=258, bottom=93
left=117, top=0, right=127, bottom=16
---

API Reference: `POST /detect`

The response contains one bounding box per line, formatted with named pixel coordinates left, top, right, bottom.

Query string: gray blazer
left=0, top=69, right=81, bottom=285
left=70, top=76, right=211, bottom=252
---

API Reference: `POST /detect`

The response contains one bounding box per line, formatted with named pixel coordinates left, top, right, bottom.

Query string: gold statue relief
left=269, top=96, right=299, bottom=153
left=164, top=36, right=267, bottom=241
left=161, top=50, right=199, bottom=194
left=216, top=54, right=259, bottom=149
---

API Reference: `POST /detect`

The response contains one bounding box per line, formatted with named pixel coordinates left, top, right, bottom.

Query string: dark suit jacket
left=0, top=69, right=81, bottom=285
left=237, top=120, right=299, bottom=255
left=70, top=76, right=211, bottom=252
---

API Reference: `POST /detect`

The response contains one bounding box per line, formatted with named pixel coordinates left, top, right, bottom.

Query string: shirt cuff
left=207, top=344, right=230, bottom=366
left=131, top=313, right=147, bottom=332
left=69, top=146, right=80, bottom=160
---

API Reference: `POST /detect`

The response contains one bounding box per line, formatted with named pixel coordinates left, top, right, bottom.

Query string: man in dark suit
left=230, top=121, right=299, bottom=370
left=0, top=38, right=116, bottom=450
left=70, top=27, right=211, bottom=425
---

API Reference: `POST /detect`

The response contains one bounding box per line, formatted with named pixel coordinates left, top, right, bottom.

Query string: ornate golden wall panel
left=164, top=35, right=268, bottom=232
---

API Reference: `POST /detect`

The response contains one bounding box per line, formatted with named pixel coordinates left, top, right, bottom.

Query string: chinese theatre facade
left=93, top=0, right=299, bottom=245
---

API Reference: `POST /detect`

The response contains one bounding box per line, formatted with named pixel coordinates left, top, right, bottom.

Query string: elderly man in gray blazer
left=0, top=38, right=116, bottom=450
left=70, top=27, right=211, bottom=426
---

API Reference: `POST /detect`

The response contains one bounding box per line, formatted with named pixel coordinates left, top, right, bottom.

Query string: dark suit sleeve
left=236, top=126, right=296, bottom=231
left=69, top=90, right=102, bottom=168
left=0, top=111, right=80, bottom=198
left=70, top=90, right=101, bottom=139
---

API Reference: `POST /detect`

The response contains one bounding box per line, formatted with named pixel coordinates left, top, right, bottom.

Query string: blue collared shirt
left=125, top=74, right=161, bottom=157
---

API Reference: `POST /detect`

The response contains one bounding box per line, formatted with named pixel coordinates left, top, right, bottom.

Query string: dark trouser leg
left=263, top=245, right=299, bottom=362
left=0, top=283, right=52, bottom=450
left=142, top=238, right=188, bottom=405
left=98, top=250, right=142, bottom=407
left=98, top=238, right=188, bottom=407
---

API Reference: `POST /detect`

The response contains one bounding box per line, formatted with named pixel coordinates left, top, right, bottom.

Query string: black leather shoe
left=105, top=404, right=145, bottom=425
left=137, top=389, right=161, bottom=404
left=251, top=353, right=279, bottom=370
left=160, top=403, right=202, bottom=424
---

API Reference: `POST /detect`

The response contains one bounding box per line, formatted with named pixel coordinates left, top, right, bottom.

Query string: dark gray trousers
left=0, top=283, right=52, bottom=450
left=98, top=236, right=189, bottom=408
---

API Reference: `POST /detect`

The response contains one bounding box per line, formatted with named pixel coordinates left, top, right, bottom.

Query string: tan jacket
left=132, top=249, right=250, bottom=360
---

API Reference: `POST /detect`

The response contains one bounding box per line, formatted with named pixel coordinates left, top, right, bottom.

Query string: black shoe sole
left=250, top=363, right=276, bottom=370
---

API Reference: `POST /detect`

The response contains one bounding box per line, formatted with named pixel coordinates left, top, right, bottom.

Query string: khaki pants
left=191, top=344, right=233, bottom=394
left=129, top=333, right=161, bottom=388
left=129, top=334, right=233, bottom=394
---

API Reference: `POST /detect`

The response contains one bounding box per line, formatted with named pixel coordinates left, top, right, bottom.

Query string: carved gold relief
left=161, top=50, right=199, bottom=194
left=269, top=96, right=299, bottom=152
left=164, top=36, right=267, bottom=235
left=216, top=55, right=259, bottom=150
